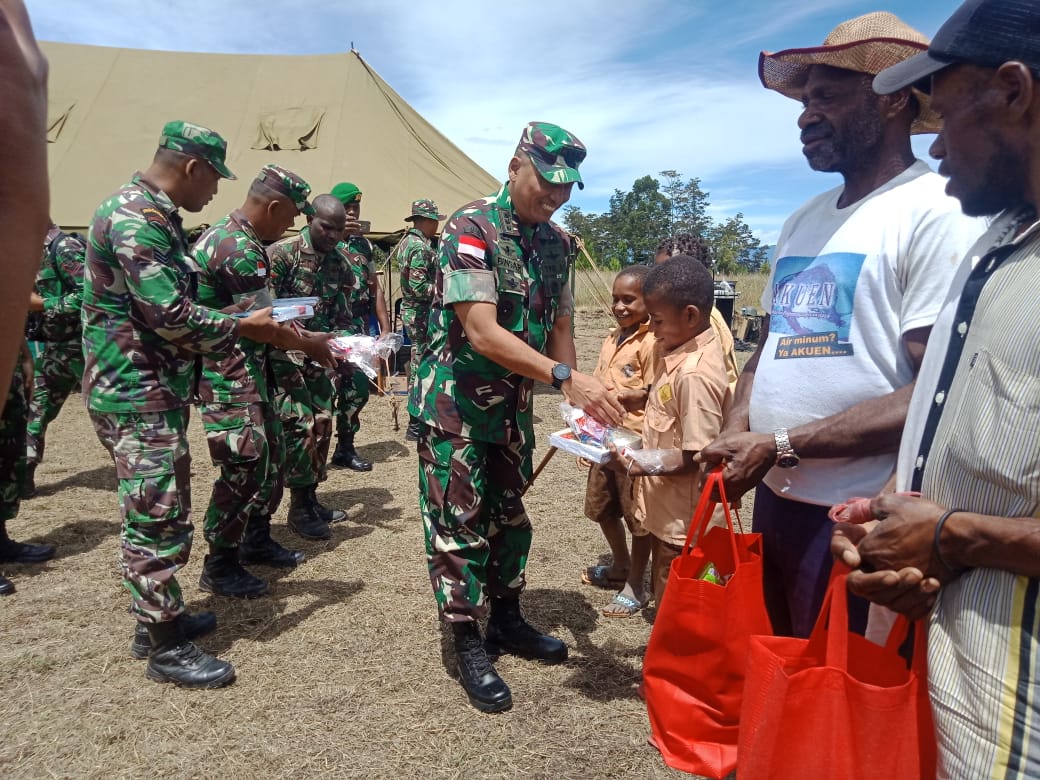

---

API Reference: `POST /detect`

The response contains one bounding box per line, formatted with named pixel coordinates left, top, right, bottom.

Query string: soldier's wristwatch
left=774, top=428, right=800, bottom=468
left=551, top=363, right=571, bottom=390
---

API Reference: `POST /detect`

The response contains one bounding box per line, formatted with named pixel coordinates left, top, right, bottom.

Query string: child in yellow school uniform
left=606, top=255, right=732, bottom=608
left=580, top=265, right=659, bottom=617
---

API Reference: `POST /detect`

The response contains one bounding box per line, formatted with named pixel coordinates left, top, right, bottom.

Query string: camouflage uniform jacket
left=35, top=226, right=86, bottom=342
left=413, top=183, right=575, bottom=446
left=193, top=209, right=272, bottom=404
left=342, top=235, right=377, bottom=334
left=396, top=227, right=435, bottom=321
left=82, top=172, right=239, bottom=413
left=268, top=227, right=356, bottom=334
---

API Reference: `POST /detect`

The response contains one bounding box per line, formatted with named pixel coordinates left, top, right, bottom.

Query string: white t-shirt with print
left=750, top=160, right=985, bottom=506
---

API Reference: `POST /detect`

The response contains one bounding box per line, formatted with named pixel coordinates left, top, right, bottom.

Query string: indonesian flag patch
left=458, top=234, right=487, bottom=260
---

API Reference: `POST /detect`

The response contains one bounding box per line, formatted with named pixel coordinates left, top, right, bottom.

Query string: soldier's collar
left=132, top=171, right=178, bottom=215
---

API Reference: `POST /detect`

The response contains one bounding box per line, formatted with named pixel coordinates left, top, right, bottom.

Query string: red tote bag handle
left=679, top=467, right=742, bottom=564
left=814, top=564, right=927, bottom=674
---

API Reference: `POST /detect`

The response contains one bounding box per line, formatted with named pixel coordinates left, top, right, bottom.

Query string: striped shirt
left=903, top=208, right=1040, bottom=778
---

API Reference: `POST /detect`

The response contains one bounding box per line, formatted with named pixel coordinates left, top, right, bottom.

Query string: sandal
left=602, top=592, right=648, bottom=618
left=581, top=565, right=626, bottom=589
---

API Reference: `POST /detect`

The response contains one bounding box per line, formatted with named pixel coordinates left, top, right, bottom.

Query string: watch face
left=552, top=364, right=571, bottom=381
left=777, top=454, right=800, bottom=469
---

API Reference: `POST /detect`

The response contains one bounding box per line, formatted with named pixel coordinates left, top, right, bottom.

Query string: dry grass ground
left=0, top=310, right=750, bottom=780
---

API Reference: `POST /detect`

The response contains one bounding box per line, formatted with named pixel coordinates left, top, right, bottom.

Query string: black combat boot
left=198, top=546, right=269, bottom=599
left=130, top=611, right=218, bottom=659
left=309, top=486, right=346, bottom=524
left=330, top=434, right=373, bottom=472
left=452, top=621, right=512, bottom=713
left=485, top=596, right=568, bottom=664
left=286, top=486, right=331, bottom=540
left=20, top=464, right=36, bottom=499
left=238, top=513, right=305, bottom=568
left=405, top=416, right=422, bottom=442
left=0, top=525, right=55, bottom=563
left=144, top=620, right=236, bottom=689
left=0, top=574, right=14, bottom=595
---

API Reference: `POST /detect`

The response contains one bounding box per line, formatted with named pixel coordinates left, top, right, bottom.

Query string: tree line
left=562, top=170, right=770, bottom=274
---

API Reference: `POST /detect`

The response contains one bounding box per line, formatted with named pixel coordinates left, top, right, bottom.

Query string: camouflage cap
left=405, top=198, right=445, bottom=222
left=158, top=120, right=236, bottom=180
left=516, top=121, right=586, bottom=190
left=256, top=164, right=314, bottom=216
left=331, top=181, right=362, bottom=206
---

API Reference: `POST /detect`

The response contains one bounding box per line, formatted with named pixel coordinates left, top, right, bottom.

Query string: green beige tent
left=41, top=41, right=500, bottom=237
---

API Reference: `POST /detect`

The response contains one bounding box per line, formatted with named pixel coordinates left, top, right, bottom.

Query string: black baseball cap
left=874, top=0, right=1040, bottom=94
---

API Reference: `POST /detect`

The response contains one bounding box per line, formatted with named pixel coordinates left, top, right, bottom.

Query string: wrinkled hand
left=564, top=371, right=624, bottom=428
left=615, top=387, right=649, bottom=413
left=830, top=497, right=951, bottom=620
left=297, top=330, right=335, bottom=369
left=696, top=430, right=775, bottom=500
left=859, top=493, right=957, bottom=582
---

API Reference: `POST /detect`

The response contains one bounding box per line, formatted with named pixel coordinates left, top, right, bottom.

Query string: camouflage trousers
left=90, top=407, right=193, bottom=623
left=334, top=363, right=371, bottom=439
left=0, top=362, right=28, bottom=524
left=199, top=400, right=284, bottom=549
left=272, top=358, right=333, bottom=489
left=401, top=304, right=428, bottom=398
left=26, top=338, right=84, bottom=465
left=417, top=428, right=533, bottom=622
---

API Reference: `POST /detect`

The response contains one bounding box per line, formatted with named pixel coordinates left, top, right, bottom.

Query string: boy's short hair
left=655, top=233, right=713, bottom=270
left=615, top=264, right=650, bottom=285
left=644, top=254, right=714, bottom=312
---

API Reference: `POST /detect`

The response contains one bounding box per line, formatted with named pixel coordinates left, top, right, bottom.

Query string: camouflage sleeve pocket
left=443, top=268, right=497, bottom=305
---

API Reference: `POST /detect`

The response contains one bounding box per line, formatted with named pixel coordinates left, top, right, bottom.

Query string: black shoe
left=239, top=513, right=305, bottom=568
left=130, top=611, right=217, bottom=659
left=405, top=417, right=422, bottom=442
left=144, top=621, right=235, bottom=689
left=20, top=464, right=36, bottom=500
left=287, top=487, right=332, bottom=540
left=310, top=487, right=346, bottom=524
left=0, top=574, right=14, bottom=595
left=453, top=621, right=512, bottom=713
left=0, top=537, right=56, bottom=564
left=330, top=436, right=373, bottom=472
left=485, top=596, right=568, bottom=664
left=198, top=548, right=269, bottom=599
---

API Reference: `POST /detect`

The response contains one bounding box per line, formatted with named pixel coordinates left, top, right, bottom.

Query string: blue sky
left=28, top=0, right=956, bottom=244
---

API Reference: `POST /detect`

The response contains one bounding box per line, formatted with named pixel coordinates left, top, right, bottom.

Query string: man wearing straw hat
left=700, top=13, right=984, bottom=638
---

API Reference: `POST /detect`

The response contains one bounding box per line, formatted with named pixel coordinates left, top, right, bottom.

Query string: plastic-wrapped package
left=549, top=402, right=643, bottom=462
left=328, top=332, right=405, bottom=380
left=624, top=447, right=673, bottom=475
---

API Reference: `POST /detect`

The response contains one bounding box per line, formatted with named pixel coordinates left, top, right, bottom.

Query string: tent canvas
left=41, top=41, right=500, bottom=237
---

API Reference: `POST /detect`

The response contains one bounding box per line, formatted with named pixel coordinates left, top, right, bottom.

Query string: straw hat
left=758, top=12, right=941, bottom=134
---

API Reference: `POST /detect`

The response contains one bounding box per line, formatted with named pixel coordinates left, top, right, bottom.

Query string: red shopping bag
left=643, top=468, right=771, bottom=778
left=737, top=567, right=936, bottom=780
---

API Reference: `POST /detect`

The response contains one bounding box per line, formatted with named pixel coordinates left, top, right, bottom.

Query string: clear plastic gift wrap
left=548, top=402, right=642, bottom=464
left=233, top=296, right=318, bottom=323
left=328, top=332, right=404, bottom=380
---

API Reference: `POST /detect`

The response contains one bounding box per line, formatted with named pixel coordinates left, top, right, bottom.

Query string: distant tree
left=658, top=170, right=711, bottom=238
left=604, top=175, right=671, bottom=265
left=709, top=213, right=769, bottom=274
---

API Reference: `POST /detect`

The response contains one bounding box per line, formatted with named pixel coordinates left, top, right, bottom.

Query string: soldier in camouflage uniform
left=411, top=122, right=624, bottom=712
left=84, top=120, right=286, bottom=689
left=22, top=224, right=86, bottom=498
left=192, top=165, right=334, bottom=603
left=328, top=182, right=391, bottom=471
left=394, top=198, right=444, bottom=441
left=268, top=194, right=355, bottom=540
left=0, top=343, right=56, bottom=596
